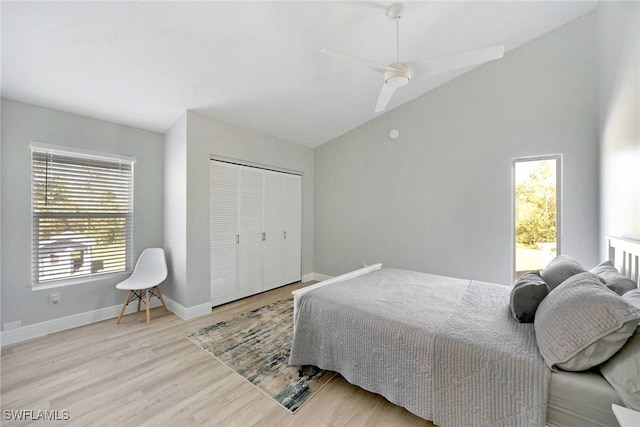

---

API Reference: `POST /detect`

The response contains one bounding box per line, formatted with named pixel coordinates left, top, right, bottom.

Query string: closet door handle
left=262, top=232, right=266, bottom=241
left=284, top=231, right=287, bottom=239
left=236, top=235, right=239, bottom=244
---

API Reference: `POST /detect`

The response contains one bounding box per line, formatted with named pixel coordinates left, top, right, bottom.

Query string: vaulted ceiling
left=1, top=1, right=597, bottom=148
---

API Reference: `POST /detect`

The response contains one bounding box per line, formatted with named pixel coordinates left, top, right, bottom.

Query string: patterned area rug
left=187, top=298, right=335, bottom=413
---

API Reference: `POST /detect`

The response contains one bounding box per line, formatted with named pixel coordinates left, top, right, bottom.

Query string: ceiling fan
left=321, top=3, right=505, bottom=113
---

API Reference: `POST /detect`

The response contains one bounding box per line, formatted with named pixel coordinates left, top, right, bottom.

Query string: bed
left=289, top=237, right=640, bottom=426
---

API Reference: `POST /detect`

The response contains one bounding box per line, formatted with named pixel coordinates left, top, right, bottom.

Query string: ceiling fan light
left=386, top=75, right=409, bottom=87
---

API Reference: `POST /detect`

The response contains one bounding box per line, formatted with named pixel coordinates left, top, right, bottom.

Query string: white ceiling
left=2, top=1, right=597, bottom=148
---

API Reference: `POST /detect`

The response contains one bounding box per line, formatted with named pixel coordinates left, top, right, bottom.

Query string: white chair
left=116, top=248, right=168, bottom=324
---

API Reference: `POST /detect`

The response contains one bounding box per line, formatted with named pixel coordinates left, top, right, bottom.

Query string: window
left=513, top=155, right=562, bottom=280
left=31, top=143, right=135, bottom=286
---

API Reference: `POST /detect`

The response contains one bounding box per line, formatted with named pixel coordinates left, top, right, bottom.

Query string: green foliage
left=516, top=216, right=556, bottom=247
left=515, top=161, right=557, bottom=247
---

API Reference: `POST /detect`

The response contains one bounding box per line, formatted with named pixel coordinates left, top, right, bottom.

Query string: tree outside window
left=514, top=156, right=561, bottom=279
left=32, top=144, right=134, bottom=285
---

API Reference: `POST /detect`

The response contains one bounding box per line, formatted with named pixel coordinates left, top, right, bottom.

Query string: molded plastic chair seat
left=116, top=248, right=168, bottom=324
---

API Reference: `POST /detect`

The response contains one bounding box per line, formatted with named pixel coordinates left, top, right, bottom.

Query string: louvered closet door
left=237, top=166, right=264, bottom=299
left=210, top=161, right=238, bottom=306
left=282, top=174, right=302, bottom=284
left=262, top=170, right=284, bottom=291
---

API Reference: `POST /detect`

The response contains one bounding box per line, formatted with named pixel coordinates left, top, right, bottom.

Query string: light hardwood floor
left=1, top=281, right=433, bottom=427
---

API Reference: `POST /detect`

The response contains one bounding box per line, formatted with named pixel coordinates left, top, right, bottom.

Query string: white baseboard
left=0, top=295, right=215, bottom=347
left=1, top=299, right=162, bottom=347
left=164, top=298, right=211, bottom=320
left=2, top=274, right=354, bottom=346
left=302, top=272, right=333, bottom=283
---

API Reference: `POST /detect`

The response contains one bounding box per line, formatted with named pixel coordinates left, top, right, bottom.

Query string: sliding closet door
left=211, top=160, right=302, bottom=307
left=282, top=174, right=302, bottom=284
left=237, top=166, right=264, bottom=299
left=210, top=161, right=238, bottom=306
left=262, top=171, right=284, bottom=291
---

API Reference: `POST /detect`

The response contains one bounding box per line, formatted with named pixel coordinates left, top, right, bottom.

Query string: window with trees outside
left=31, top=143, right=135, bottom=287
left=513, top=155, right=561, bottom=280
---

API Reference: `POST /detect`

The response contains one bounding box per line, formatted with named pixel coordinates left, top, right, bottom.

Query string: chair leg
left=116, top=290, right=132, bottom=324
left=146, top=289, right=151, bottom=324
left=155, top=286, right=168, bottom=312
left=137, top=296, right=141, bottom=312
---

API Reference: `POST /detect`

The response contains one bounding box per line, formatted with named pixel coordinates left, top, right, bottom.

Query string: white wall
left=163, top=114, right=188, bottom=305
left=597, top=1, right=640, bottom=251
left=1, top=99, right=164, bottom=328
left=162, top=111, right=314, bottom=309
left=314, top=12, right=600, bottom=285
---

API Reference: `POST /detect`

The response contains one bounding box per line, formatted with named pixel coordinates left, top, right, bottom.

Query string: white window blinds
left=31, top=144, right=134, bottom=285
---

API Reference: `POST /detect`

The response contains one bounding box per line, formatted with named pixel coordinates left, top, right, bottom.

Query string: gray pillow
left=510, top=272, right=550, bottom=323
left=540, top=255, right=586, bottom=289
left=534, top=272, right=640, bottom=372
left=623, top=289, right=640, bottom=309
left=590, top=261, right=638, bottom=295
left=600, top=329, right=640, bottom=411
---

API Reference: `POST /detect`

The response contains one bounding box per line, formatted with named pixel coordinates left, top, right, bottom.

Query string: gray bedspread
left=289, top=268, right=551, bottom=426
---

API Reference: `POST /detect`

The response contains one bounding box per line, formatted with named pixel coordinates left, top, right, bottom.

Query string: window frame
left=512, top=154, right=563, bottom=282
left=31, top=141, right=135, bottom=289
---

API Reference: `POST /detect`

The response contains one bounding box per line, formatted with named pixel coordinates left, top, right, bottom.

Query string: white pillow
left=534, top=272, right=640, bottom=371
left=600, top=329, right=640, bottom=411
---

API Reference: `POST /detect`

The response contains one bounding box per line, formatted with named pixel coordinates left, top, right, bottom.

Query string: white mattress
left=547, top=370, right=622, bottom=427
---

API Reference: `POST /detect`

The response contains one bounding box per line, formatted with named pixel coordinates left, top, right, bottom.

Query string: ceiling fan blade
left=408, top=45, right=505, bottom=76
left=375, top=83, right=397, bottom=113
left=321, top=48, right=399, bottom=74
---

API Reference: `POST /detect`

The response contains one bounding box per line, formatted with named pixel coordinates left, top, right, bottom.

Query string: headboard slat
left=607, top=236, right=640, bottom=286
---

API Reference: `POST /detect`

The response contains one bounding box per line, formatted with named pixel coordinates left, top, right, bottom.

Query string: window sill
left=32, top=271, right=132, bottom=291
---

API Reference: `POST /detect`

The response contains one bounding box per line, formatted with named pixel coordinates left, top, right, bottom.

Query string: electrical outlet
left=50, top=292, right=61, bottom=305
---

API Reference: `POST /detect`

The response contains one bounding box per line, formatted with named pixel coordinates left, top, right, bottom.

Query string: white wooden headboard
left=607, top=236, right=640, bottom=285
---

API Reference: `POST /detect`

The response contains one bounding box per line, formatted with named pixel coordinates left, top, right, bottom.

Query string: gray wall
left=597, top=1, right=640, bottom=251
left=163, top=111, right=314, bottom=308
left=0, top=99, right=164, bottom=327
left=314, top=12, right=600, bottom=285
left=3, top=2, right=633, bottom=331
